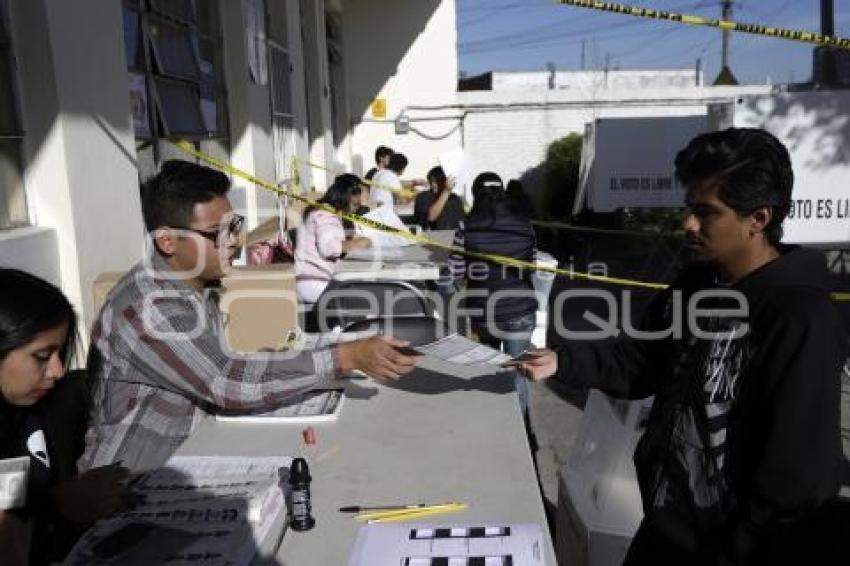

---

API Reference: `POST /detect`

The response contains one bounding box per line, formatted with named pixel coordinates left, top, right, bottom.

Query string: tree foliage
left=543, top=133, right=583, bottom=219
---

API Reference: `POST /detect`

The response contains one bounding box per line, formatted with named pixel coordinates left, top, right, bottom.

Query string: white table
left=333, top=230, right=457, bottom=282
left=177, top=358, right=556, bottom=565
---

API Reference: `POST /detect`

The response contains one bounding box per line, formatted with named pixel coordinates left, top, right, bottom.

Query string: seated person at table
left=296, top=174, right=372, bottom=303
left=448, top=173, right=537, bottom=415
left=0, top=269, right=131, bottom=566
left=80, top=161, right=413, bottom=472
left=414, top=166, right=465, bottom=231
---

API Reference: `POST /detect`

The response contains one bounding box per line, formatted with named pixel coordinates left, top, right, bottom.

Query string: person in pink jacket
left=295, top=174, right=371, bottom=303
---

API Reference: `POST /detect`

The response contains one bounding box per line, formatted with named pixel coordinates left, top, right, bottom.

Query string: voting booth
left=556, top=390, right=652, bottom=566
left=574, top=115, right=707, bottom=214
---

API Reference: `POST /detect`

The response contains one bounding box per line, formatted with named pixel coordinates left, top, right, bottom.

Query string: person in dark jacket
left=414, top=165, right=465, bottom=231
left=0, top=269, right=131, bottom=565
left=448, top=172, right=537, bottom=414
left=514, top=128, right=848, bottom=564
left=506, top=179, right=534, bottom=218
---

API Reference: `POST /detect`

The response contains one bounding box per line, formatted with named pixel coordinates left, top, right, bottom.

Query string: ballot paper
left=415, top=334, right=512, bottom=366
left=64, top=456, right=290, bottom=566
left=348, top=522, right=547, bottom=566
left=357, top=206, right=414, bottom=247
left=0, top=456, right=29, bottom=510
left=439, top=148, right=473, bottom=207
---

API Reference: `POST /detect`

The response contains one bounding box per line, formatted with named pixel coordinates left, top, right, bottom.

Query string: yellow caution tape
left=531, top=219, right=683, bottom=239
left=554, top=0, right=850, bottom=50
left=170, top=139, right=666, bottom=290
left=169, top=140, right=850, bottom=301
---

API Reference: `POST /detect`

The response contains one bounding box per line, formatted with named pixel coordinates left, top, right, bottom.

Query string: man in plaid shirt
left=80, top=161, right=417, bottom=472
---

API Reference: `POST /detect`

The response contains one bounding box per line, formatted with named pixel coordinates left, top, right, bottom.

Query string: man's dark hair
left=141, top=160, right=231, bottom=231
left=675, top=127, right=793, bottom=245
left=427, top=166, right=447, bottom=189
left=388, top=153, right=408, bottom=174
left=375, top=146, right=394, bottom=164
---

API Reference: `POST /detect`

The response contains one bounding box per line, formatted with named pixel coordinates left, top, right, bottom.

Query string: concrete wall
left=10, top=0, right=143, bottom=336
left=491, top=68, right=703, bottom=91
left=401, top=82, right=774, bottom=211
left=342, top=0, right=460, bottom=180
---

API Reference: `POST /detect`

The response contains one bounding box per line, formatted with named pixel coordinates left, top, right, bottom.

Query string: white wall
left=0, top=227, right=59, bottom=285
left=409, top=82, right=774, bottom=210
left=10, top=0, right=143, bottom=336
left=342, top=0, right=461, bottom=180
left=491, top=69, right=702, bottom=91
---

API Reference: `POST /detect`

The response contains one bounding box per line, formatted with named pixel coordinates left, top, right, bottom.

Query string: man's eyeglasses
left=176, top=214, right=245, bottom=247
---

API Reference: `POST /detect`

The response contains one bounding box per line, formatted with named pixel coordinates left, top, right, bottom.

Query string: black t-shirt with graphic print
left=0, top=398, right=53, bottom=520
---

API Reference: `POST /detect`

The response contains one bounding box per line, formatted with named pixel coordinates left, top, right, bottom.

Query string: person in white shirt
left=370, top=153, right=407, bottom=209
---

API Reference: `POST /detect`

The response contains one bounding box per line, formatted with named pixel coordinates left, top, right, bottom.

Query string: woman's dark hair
left=674, top=127, right=793, bottom=245
left=304, top=173, right=362, bottom=219
left=468, top=172, right=506, bottom=226
left=0, top=269, right=77, bottom=367
left=140, top=160, right=231, bottom=232
left=427, top=166, right=447, bottom=190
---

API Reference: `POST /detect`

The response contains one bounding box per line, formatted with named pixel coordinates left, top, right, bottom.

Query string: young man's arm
left=724, top=294, right=846, bottom=562
left=520, top=286, right=674, bottom=399
left=116, top=294, right=415, bottom=411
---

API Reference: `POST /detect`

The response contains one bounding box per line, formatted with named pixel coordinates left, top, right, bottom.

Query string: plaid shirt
left=80, top=254, right=337, bottom=472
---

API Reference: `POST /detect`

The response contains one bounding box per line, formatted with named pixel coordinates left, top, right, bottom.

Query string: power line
left=459, top=1, right=714, bottom=53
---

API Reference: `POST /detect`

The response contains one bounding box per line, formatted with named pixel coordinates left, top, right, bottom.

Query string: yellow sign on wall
left=371, top=98, right=387, bottom=119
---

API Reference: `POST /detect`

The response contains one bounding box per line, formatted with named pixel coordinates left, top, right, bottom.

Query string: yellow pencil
left=353, top=502, right=464, bottom=521
left=357, top=503, right=468, bottom=523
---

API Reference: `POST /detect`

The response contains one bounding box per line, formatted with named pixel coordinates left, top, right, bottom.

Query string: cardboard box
left=92, top=265, right=298, bottom=353
left=92, top=272, right=126, bottom=314
left=555, top=391, right=651, bottom=566
left=220, top=264, right=298, bottom=353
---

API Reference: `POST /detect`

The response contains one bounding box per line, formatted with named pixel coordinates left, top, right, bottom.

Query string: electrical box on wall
left=394, top=113, right=410, bottom=135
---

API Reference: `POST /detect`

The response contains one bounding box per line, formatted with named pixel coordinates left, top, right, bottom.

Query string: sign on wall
left=581, top=115, right=707, bottom=212
left=735, top=91, right=850, bottom=246
left=371, top=98, right=387, bottom=119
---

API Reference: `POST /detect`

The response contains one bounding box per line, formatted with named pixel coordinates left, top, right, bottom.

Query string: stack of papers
left=64, top=456, right=290, bottom=566
left=356, top=206, right=414, bottom=247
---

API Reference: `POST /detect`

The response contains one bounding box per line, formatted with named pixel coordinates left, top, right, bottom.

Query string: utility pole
left=713, top=0, right=738, bottom=85
left=817, top=0, right=836, bottom=88
left=720, top=0, right=731, bottom=70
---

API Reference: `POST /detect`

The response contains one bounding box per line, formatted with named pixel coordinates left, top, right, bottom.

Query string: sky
left=456, top=0, right=850, bottom=85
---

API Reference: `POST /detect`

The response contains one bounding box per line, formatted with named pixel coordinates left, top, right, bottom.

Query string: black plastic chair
left=342, top=315, right=448, bottom=347
left=307, top=279, right=435, bottom=332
